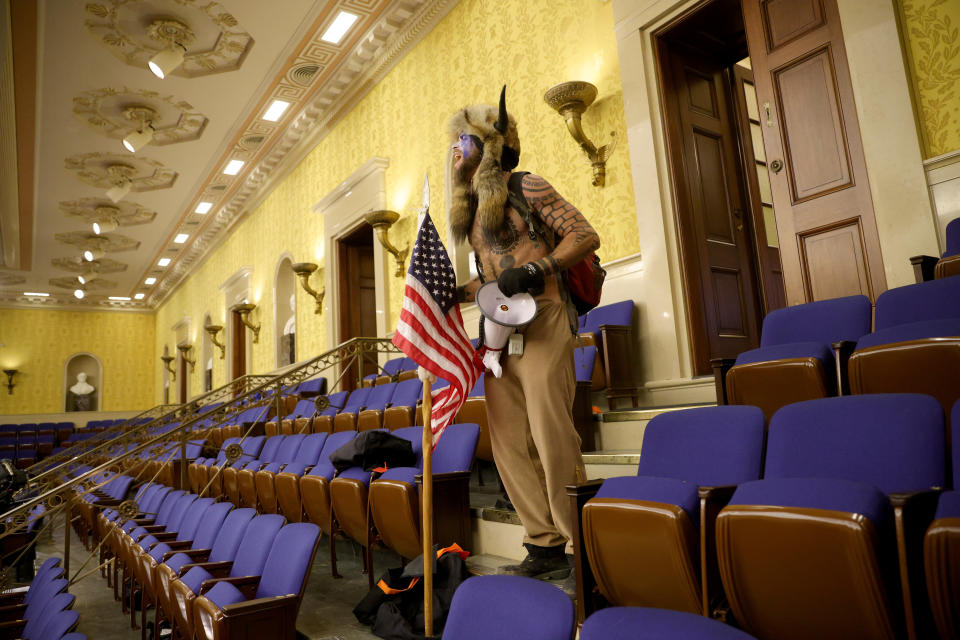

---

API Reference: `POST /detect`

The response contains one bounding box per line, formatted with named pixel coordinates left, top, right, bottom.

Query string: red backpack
left=507, top=172, right=605, bottom=315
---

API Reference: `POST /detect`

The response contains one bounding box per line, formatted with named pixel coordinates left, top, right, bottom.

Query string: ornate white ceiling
left=0, top=0, right=457, bottom=310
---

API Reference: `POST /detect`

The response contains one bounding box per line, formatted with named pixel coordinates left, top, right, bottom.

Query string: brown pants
left=485, top=299, right=585, bottom=549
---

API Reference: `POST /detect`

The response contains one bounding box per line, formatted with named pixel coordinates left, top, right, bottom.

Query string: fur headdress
left=447, top=86, right=521, bottom=243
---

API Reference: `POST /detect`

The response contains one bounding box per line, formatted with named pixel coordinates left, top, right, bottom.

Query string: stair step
left=593, top=402, right=715, bottom=451
left=597, top=401, right=716, bottom=423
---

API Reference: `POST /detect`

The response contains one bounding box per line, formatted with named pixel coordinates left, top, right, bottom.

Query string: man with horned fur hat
left=450, top=87, right=600, bottom=581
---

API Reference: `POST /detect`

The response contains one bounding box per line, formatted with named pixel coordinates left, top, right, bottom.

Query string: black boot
left=498, top=543, right=570, bottom=580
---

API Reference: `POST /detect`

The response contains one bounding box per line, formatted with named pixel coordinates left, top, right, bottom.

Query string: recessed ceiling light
left=262, top=100, right=291, bottom=122
left=174, top=233, right=189, bottom=244
left=109, top=296, right=131, bottom=301
left=23, top=292, right=49, bottom=297
left=321, top=11, right=358, bottom=44
left=194, top=202, right=213, bottom=214
left=223, top=160, right=245, bottom=175
left=158, top=257, right=171, bottom=267
left=145, top=277, right=157, bottom=285
left=134, top=293, right=145, bottom=300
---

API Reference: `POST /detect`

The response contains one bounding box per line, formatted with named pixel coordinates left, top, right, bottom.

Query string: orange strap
left=437, top=542, right=470, bottom=560
left=378, top=576, right=420, bottom=595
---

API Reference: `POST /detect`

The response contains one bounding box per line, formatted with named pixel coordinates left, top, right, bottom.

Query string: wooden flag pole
left=420, top=378, right=435, bottom=638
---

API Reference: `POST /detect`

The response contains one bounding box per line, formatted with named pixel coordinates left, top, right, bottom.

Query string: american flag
left=392, top=213, right=479, bottom=445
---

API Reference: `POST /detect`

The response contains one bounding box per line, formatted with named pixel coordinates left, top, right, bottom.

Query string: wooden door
left=731, top=63, right=787, bottom=314
left=337, top=224, right=378, bottom=387
left=659, top=40, right=763, bottom=374
left=178, top=356, right=187, bottom=404
left=231, top=310, right=246, bottom=380
left=741, top=0, right=886, bottom=304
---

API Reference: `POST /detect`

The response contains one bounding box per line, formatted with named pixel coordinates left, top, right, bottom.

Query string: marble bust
left=67, top=372, right=96, bottom=411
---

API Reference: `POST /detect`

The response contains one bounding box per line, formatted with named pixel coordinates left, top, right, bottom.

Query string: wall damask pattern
left=154, top=0, right=637, bottom=402
left=900, top=0, right=960, bottom=157
left=0, top=309, right=155, bottom=415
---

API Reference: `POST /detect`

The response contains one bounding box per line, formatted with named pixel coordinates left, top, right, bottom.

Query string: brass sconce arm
left=232, top=303, right=261, bottom=343
left=204, top=324, right=225, bottom=359
left=544, top=81, right=616, bottom=187
left=291, top=262, right=325, bottom=314
left=177, top=343, right=196, bottom=372
left=364, top=210, right=409, bottom=278
left=160, top=355, right=176, bottom=381
left=3, top=369, right=17, bottom=395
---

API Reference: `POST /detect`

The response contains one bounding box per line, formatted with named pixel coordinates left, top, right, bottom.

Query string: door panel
left=743, top=0, right=886, bottom=304
left=660, top=39, right=763, bottom=373
left=337, top=224, right=378, bottom=388
left=776, top=48, right=851, bottom=200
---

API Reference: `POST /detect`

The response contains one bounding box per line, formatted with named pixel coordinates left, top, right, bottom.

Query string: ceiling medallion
left=84, top=1, right=253, bottom=77
left=54, top=231, right=140, bottom=253
left=0, top=273, right=26, bottom=287
left=64, top=152, right=177, bottom=192
left=73, top=87, right=207, bottom=145
left=51, top=257, right=128, bottom=274
left=49, top=276, right=116, bottom=291
left=59, top=198, right=157, bottom=226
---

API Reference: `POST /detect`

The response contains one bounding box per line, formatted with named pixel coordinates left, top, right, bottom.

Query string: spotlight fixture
left=93, top=217, right=118, bottom=235
left=77, top=269, right=99, bottom=285
left=105, top=164, right=135, bottom=203
left=83, top=248, right=104, bottom=262
left=74, top=288, right=85, bottom=300
left=146, top=19, right=194, bottom=79
left=122, top=126, right=155, bottom=153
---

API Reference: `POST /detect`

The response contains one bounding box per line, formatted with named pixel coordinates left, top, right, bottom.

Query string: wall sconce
left=232, top=303, right=261, bottom=343
left=544, top=81, right=616, bottom=187
left=177, top=342, right=196, bottom=372
left=3, top=369, right=17, bottom=395
left=291, top=262, right=325, bottom=314
left=363, top=210, right=408, bottom=278
left=204, top=324, right=225, bottom=359
left=160, top=354, right=176, bottom=381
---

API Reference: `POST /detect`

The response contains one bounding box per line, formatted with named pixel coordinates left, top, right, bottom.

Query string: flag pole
left=420, top=377, right=435, bottom=638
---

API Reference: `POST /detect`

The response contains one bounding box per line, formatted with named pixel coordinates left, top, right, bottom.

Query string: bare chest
left=470, top=207, right=554, bottom=286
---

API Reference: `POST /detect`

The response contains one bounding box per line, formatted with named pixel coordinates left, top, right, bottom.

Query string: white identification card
left=508, top=333, right=524, bottom=356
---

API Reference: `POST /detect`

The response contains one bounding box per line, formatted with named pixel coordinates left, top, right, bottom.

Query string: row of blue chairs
left=572, top=393, right=958, bottom=639
left=0, top=557, right=85, bottom=640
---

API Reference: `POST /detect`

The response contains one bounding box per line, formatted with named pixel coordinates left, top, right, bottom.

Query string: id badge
left=508, top=333, right=524, bottom=357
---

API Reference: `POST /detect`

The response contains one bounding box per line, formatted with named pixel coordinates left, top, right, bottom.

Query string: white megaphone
left=476, top=281, right=537, bottom=378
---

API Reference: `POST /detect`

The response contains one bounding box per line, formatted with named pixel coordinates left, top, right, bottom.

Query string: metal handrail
left=0, top=336, right=400, bottom=538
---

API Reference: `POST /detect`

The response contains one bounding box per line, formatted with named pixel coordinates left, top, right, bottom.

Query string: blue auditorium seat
left=582, top=607, right=757, bottom=639
left=279, top=431, right=357, bottom=526
left=724, top=294, right=871, bottom=420
left=191, top=523, right=321, bottom=640
left=443, top=575, right=574, bottom=640
left=717, top=394, right=945, bottom=639
left=581, top=405, right=765, bottom=614
left=925, top=397, right=960, bottom=639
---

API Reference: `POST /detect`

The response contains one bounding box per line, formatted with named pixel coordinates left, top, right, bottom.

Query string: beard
left=449, top=153, right=481, bottom=244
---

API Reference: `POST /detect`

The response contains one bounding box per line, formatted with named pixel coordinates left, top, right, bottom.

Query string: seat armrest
left=178, top=560, right=233, bottom=577
left=698, top=485, right=739, bottom=617
left=710, top=358, right=737, bottom=405
left=147, top=531, right=179, bottom=543
left=163, top=547, right=210, bottom=563
left=909, top=255, right=938, bottom=283
left=566, top=479, right=605, bottom=626
left=890, top=488, right=943, bottom=640
left=0, top=618, right=27, bottom=639
left=220, top=593, right=297, bottom=614
left=158, top=539, right=193, bottom=551
left=131, top=517, right=156, bottom=526
left=199, top=574, right=261, bottom=596
left=95, top=498, right=123, bottom=508
left=831, top=340, right=857, bottom=396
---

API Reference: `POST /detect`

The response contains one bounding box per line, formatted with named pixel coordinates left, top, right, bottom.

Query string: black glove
left=497, top=262, right=545, bottom=297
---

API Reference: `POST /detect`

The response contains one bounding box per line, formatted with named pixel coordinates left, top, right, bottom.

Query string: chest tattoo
left=482, top=218, right=521, bottom=255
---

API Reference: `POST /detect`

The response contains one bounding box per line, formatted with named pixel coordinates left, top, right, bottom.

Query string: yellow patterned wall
left=899, top=0, right=960, bottom=157
left=0, top=308, right=155, bottom=415
left=154, top=0, right=636, bottom=402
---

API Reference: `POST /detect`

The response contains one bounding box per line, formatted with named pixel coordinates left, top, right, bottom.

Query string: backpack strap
left=506, top=172, right=554, bottom=249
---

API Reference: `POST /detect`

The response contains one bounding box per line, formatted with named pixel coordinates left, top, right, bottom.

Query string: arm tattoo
left=522, top=174, right=600, bottom=268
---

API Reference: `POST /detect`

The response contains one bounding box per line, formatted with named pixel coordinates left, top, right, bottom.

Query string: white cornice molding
left=149, top=0, right=459, bottom=309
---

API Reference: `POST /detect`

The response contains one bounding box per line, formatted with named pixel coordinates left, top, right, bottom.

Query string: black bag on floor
left=330, top=430, right=416, bottom=473
left=353, top=545, right=471, bottom=640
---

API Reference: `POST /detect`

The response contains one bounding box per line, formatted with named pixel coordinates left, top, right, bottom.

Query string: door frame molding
left=313, top=156, right=390, bottom=350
